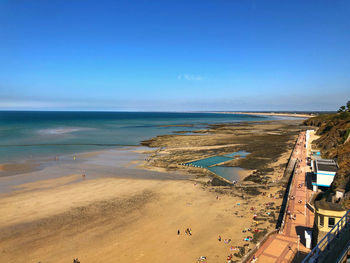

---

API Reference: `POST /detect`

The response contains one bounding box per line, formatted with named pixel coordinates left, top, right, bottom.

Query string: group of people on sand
left=177, top=228, right=192, bottom=235
left=242, top=228, right=251, bottom=233
left=54, top=155, right=86, bottom=180
left=54, top=155, right=78, bottom=160
left=185, top=228, right=192, bottom=235
left=197, top=255, right=207, bottom=262
left=262, top=191, right=282, bottom=199
left=227, top=253, right=234, bottom=262
left=218, top=235, right=231, bottom=244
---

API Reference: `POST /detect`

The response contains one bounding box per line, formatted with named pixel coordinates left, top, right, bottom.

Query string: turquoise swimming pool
left=185, top=155, right=232, bottom=168
left=184, top=150, right=250, bottom=182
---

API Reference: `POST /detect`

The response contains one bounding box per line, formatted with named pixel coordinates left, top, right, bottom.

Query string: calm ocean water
left=0, top=111, right=271, bottom=163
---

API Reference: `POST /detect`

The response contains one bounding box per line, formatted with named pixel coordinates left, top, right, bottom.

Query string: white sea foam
left=37, top=127, right=95, bottom=135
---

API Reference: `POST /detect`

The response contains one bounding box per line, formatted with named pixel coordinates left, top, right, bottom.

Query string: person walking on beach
left=177, top=229, right=180, bottom=235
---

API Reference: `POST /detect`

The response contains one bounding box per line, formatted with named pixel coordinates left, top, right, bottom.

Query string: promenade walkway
left=251, top=131, right=315, bottom=263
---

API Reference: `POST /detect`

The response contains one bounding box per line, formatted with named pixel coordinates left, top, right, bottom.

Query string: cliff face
left=304, top=112, right=350, bottom=194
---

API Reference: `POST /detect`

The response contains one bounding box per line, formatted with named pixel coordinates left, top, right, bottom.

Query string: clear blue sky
left=1, top=0, right=349, bottom=111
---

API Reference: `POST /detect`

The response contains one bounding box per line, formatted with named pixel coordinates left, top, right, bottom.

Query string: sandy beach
left=2, top=0, right=347, bottom=261
left=0, top=120, right=304, bottom=262
left=0, top=174, right=285, bottom=263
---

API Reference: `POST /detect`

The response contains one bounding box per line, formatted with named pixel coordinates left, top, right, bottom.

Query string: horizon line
left=0, top=109, right=335, bottom=113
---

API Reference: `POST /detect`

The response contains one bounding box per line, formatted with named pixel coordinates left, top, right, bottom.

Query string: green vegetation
left=337, top=100, right=350, bottom=113
left=338, top=105, right=346, bottom=113
left=304, top=101, right=350, bottom=208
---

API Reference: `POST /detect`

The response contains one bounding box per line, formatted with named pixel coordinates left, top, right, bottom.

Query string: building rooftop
left=315, top=198, right=346, bottom=211
left=317, top=159, right=337, bottom=165
left=315, top=159, right=338, bottom=172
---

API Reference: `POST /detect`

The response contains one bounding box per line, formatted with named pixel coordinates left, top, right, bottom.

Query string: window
left=319, top=215, right=324, bottom=227
left=328, top=217, right=335, bottom=228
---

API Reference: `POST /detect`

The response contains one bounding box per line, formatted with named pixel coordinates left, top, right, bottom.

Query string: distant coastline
left=209, top=111, right=314, bottom=118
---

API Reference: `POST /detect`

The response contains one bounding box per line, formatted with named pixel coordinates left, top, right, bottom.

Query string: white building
left=306, top=129, right=314, bottom=148
left=312, top=159, right=338, bottom=191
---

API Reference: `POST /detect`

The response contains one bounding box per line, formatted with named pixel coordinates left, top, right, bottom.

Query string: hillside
left=304, top=112, right=350, bottom=200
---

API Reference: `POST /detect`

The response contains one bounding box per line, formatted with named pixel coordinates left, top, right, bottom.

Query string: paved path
left=251, top=131, right=314, bottom=263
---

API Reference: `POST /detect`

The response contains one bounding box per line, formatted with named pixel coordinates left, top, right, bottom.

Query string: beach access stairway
left=302, top=209, right=350, bottom=263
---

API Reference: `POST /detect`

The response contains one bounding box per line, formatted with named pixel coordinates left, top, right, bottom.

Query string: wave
left=37, top=127, right=95, bottom=135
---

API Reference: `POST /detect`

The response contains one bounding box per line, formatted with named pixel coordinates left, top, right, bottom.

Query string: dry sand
left=0, top=174, right=284, bottom=263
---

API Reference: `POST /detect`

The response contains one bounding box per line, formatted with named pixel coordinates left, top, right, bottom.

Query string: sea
left=0, top=111, right=274, bottom=164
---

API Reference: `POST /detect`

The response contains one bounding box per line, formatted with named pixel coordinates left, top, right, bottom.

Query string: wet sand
left=0, top=163, right=40, bottom=177
left=0, top=120, right=304, bottom=262
left=0, top=148, right=187, bottom=194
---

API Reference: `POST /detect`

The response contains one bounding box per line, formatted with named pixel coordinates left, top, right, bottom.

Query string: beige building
left=313, top=193, right=348, bottom=245
left=315, top=204, right=346, bottom=232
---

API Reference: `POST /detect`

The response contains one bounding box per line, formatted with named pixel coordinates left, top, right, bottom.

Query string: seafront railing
left=302, top=209, right=350, bottom=263
left=277, top=161, right=296, bottom=232
left=277, top=134, right=301, bottom=233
